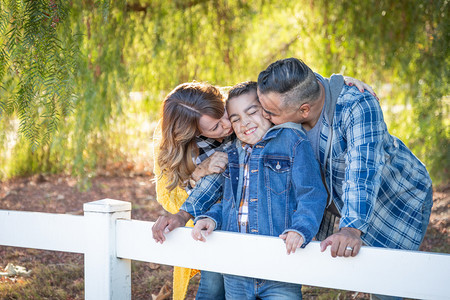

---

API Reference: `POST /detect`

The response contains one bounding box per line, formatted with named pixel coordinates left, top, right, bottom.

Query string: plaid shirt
left=238, top=145, right=252, bottom=233
left=317, top=84, right=432, bottom=250
left=185, top=134, right=235, bottom=194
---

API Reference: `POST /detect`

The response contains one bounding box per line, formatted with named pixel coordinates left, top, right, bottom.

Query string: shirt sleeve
left=180, top=173, right=225, bottom=218
left=339, top=91, right=386, bottom=233
left=194, top=200, right=224, bottom=230
left=287, top=137, right=328, bottom=246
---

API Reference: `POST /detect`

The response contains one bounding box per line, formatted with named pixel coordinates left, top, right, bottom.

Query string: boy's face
left=227, top=91, right=272, bottom=145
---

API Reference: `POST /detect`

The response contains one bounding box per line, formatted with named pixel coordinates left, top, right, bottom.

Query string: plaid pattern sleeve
left=238, top=145, right=252, bottom=233
left=337, top=91, right=386, bottom=233
left=180, top=173, right=225, bottom=218
left=319, top=86, right=432, bottom=249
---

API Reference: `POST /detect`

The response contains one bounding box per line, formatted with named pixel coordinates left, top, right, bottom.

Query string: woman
left=153, top=79, right=375, bottom=300
left=153, top=82, right=233, bottom=300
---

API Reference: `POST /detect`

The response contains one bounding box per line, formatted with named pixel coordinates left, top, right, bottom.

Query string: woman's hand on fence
left=191, top=218, right=215, bottom=242
left=152, top=210, right=192, bottom=244
left=320, top=227, right=362, bottom=257
left=279, top=231, right=304, bottom=255
left=191, top=152, right=228, bottom=182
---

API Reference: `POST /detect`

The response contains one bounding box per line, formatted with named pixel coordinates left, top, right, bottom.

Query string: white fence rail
left=1, top=199, right=449, bottom=300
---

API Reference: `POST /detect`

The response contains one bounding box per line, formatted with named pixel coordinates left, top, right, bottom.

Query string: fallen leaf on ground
left=149, top=263, right=160, bottom=270
left=152, top=281, right=171, bottom=300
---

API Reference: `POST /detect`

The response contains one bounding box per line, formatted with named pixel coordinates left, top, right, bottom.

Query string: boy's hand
left=279, top=231, right=304, bottom=255
left=191, top=218, right=215, bottom=242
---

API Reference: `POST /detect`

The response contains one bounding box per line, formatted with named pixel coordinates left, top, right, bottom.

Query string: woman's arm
left=343, top=76, right=378, bottom=100
left=189, top=151, right=228, bottom=187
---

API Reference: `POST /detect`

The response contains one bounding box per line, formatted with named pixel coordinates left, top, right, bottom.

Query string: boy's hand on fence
left=152, top=210, right=191, bottom=244
left=191, top=218, right=215, bottom=242
left=320, top=227, right=362, bottom=257
left=279, top=231, right=304, bottom=255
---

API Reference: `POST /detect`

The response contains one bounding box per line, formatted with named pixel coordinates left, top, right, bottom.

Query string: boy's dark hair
left=227, top=81, right=258, bottom=103
left=257, top=58, right=320, bottom=108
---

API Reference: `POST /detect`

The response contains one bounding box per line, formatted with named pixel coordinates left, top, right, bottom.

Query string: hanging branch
left=0, top=0, right=80, bottom=150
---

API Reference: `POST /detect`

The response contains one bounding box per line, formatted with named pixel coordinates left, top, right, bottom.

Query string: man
left=256, top=57, right=433, bottom=259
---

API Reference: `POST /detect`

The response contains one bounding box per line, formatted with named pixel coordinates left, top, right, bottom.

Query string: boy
left=191, top=81, right=327, bottom=299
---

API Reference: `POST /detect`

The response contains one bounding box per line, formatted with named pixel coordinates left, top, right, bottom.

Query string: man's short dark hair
left=227, top=81, right=258, bottom=104
left=257, top=58, right=320, bottom=108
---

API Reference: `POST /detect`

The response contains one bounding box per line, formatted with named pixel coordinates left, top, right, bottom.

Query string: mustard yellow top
left=153, top=123, right=197, bottom=300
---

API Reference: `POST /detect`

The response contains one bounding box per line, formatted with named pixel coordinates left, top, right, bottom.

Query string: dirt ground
left=0, top=174, right=448, bottom=299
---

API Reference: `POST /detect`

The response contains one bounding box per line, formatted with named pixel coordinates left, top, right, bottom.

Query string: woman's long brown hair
left=158, top=82, right=225, bottom=191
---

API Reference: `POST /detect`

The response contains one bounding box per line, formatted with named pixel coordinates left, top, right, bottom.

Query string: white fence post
left=83, top=199, right=132, bottom=300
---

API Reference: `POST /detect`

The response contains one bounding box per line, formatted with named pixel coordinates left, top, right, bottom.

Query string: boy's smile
left=227, top=90, right=272, bottom=145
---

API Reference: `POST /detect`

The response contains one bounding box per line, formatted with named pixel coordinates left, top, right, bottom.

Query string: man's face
left=227, top=91, right=272, bottom=145
left=256, top=90, right=304, bottom=125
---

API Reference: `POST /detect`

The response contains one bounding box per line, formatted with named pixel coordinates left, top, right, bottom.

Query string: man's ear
left=299, top=103, right=311, bottom=118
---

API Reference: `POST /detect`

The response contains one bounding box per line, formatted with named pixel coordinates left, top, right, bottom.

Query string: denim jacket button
left=251, top=169, right=258, bottom=173
left=251, top=229, right=258, bottom=233
left=250, top=198, right=257, bottom=202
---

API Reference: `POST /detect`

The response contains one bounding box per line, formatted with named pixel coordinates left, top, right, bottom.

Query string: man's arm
left=321, top=90, right=386, bottom=257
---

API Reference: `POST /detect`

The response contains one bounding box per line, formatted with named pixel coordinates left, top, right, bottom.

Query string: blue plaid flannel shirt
left=318, top=84, right=432, bottom=250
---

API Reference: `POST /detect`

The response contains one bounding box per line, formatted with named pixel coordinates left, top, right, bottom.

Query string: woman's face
left=198, top=110, right=233, bottom=140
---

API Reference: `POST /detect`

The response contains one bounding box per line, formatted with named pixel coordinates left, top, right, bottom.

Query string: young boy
left=191, top=81, right=327, bottom=299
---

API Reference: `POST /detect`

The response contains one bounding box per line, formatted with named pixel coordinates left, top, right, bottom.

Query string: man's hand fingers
left=336, top=242, right=349, bottom=257
left=320, top=238, right=332, bottom=252
left=351, top=243, right=362, bottom=257
left=329, top=239, right=341, bottom=258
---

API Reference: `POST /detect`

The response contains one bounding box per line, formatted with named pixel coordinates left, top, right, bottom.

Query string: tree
left=0, top=0, right=448, bottom=183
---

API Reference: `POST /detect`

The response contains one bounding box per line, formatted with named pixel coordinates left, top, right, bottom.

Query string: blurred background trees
left=0, top=0, right=448, bottom=185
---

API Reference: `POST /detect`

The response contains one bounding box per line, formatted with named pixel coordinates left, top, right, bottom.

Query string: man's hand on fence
left=152, top=210, right=192, bottom=243
left=320, top=227, right=362, bottom=257
left=191, top=218, right=215, bottom=242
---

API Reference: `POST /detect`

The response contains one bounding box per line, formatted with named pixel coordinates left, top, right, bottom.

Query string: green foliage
left=0, top=0, right=448, bottom=184
left=0, top=0, right=79, bottom=150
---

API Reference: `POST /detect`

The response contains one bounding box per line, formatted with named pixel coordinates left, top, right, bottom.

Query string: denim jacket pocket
left=263, top=157, right=291, bottom=195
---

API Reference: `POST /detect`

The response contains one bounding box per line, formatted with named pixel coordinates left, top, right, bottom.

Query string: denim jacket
left=193, top=122, right=327, bottom=246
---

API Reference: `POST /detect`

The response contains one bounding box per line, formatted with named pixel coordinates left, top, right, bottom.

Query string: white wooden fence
left=1, top=199, right=449, bottom=300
